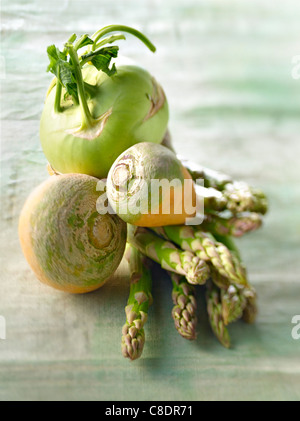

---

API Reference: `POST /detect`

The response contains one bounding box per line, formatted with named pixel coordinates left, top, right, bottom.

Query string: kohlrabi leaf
left=47, top=34, right=124, bottom=108
left=75, top=35, right=94, bottom=50
left=80, top=46, right=119, bottom=76
left=47, top=44, right=79, bottom=102
left=46, top=45, right=61, bottom=75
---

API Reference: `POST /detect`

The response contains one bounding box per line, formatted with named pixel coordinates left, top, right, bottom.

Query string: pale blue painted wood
left=0, top=0, right=299, bottom=401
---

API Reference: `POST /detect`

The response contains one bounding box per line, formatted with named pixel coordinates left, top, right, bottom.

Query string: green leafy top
left=46, top=25, right=156, bottom=114
left=47, top=35, right=119, bottom=102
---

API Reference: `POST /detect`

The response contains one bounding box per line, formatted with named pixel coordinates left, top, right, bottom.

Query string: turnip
left=19, top=174, right=127, bottom=293
left=106, top=142, right=197, bottom=227
left=40, top=25, right=169, bottom=178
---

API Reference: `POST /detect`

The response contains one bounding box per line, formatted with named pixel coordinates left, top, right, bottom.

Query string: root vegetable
left=106, top=142, right=196, bottom=227
left=19, top=174, right=127, bottom=293
left=40, top=25, right=168, bottom=179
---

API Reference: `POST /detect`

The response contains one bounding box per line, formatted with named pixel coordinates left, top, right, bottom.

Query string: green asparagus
left=220, top=285, right=247, bottom=325
left=242, top=287, right=258, bottom=324
left=202, top=231, right=254, bottom=326
left=206, top=280, right=231, bottom=348
left=201, top=211, right=263, bottom=237
left=222, top=181, right=268, bottom=215
left=169, top=272, right=197, bottom=340
left=182, top=157, right=268, bottom=215
left=208, top=269, right=247, bottom=325
left=195, top=182, right=268, bottom=215
left=121, top=245, right=153, bottom=360
left=195, top=183, right=228, bottom=212
left=179, top=156, right=232, bottom=189
left=212, top=233, right=242, bottom=261
left=127, top=225, right=210, bottom=285
left=152, top=225, right=248, bottom=287
left=213, top=234, right=258, bottom=324
left=208, top=267, right=231, bottom=289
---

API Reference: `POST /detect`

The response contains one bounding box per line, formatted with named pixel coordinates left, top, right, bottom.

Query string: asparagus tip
left=121, top=324, right=145, bottom=361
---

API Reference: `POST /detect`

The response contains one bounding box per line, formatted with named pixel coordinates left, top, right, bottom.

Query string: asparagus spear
left=206, top=280, right=231, bottom=348
left=158, top=140, right=268, bottom=214
left=179, top=156, right=232, bottom=189
left=195, top=182, right=268, bottom=215
left=154, top=226, right=252, bottom=329
left=127, top=225, right=210, bottom=285
left=182, top=157, right=268, bottom=215
left=201, top=211, right=263, bottom=237
left=212, top=233, right=242, bottom=261
left=152, top=225, right=248, bottom=287
left=242, top=287, right=258, bottom=324
left=195, top=183, right=228, bottom=212
left=222, top=182, right=268, bottom=215
left=169, top=272, right=197, bottom=340
left=121, top=246, right=153, bottom=360
left=208, top=266, right=231, bottom=289
left=220, top=285, right=247, bottom=325
left=208, top=265, right=248, bottom=325
left=213, top=234, right=258, bottom=324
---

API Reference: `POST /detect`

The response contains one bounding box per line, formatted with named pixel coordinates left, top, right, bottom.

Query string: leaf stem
left=54, top=75, right=62, bottom=113
left=79, top=34, right=126, bottom=68
left=67, top=44, right=94, bottom=128
left=91, top=25, right=156, bottom=53
left=53, top=33, right=77, bottom=114
left=74, top=34, right=89, bottom=51
left=93, top=34, right=126, bottom=50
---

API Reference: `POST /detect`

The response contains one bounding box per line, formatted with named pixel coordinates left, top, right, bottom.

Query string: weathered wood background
left=1, top=0, right=300, bottom=400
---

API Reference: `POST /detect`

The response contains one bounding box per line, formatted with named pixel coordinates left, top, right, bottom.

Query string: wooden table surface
left=1, top=0, right=300, bottom=401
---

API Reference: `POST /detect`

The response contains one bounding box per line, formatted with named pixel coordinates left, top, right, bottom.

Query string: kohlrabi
left=40, top=25, right=169, bottom=178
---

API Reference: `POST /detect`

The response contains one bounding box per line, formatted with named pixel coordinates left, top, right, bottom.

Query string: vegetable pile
left=19, top=25, right=268, bottom=360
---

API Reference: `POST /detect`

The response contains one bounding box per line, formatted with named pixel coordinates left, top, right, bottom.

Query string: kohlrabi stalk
left=66, top=43, right=95, bottom=132
left=86, top=34, right=126, bottom=55
left=54, top=71, right=63, bottom=113
left=53, top=33, right=77, bottom=113
left=91, top=25, right=156, bottom=52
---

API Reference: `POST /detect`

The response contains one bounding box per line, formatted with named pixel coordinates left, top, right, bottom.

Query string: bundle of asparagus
left=121, top=142, right=267, bottom=360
